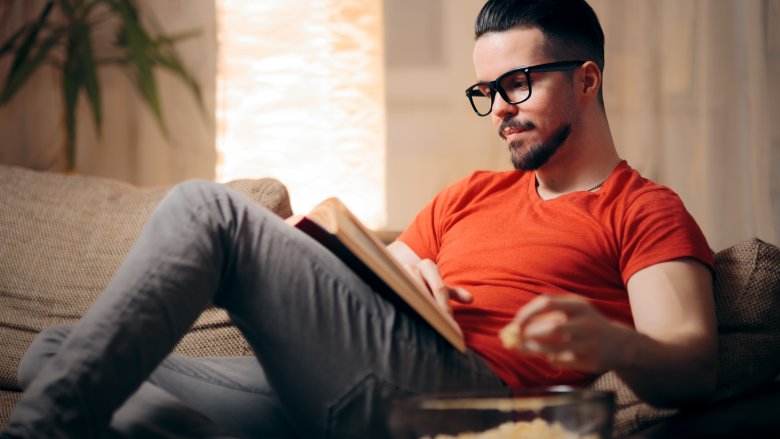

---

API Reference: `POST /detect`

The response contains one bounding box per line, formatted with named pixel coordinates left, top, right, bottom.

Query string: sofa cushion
left=712, top=238, right=780, bottom=399
left=0, top=391, right=21, bottom=430
left=0, top=165, right=292, bottom=391
left=589, top=238, right=780, bottom=438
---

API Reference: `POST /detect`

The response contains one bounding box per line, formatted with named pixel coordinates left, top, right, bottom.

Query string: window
left=215, top=0, right=386, bottom=227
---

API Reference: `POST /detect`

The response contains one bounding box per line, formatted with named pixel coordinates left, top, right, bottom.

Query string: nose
left=491, top=92, right=518, bottom=121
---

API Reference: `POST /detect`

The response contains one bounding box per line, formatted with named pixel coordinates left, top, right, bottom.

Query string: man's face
left=472, top=27, right=578, bottom=171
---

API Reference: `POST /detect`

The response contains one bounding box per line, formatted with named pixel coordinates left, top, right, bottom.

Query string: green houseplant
left=0, top=0, right=204, bottom=171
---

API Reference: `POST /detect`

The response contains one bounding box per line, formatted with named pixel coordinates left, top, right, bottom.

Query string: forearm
left=611, top=324, right=717, bottom=407
left=512, top=285, right=717, bottom=407
left=387, top=240, right=421, bottom=266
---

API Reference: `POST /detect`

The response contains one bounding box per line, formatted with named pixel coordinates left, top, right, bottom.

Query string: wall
left=769, top=0, right=780, bottom=244
left=383, top=0, right=510, bottom=232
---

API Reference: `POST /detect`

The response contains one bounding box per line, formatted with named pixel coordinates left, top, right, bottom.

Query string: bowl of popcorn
left=389, top=386, right=614, bottom=439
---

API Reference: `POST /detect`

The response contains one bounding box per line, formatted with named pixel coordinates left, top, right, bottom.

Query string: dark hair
left=475, top=0, right=605, bottom=76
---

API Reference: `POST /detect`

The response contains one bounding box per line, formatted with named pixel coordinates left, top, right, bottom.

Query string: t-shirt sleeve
left=619, top=188, right=714, bottom=284
left=397, top=174, right=473, bottom=262
left=397, top=200, right=439, bottom=261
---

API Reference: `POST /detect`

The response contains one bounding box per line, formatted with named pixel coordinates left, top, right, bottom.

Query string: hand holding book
left=399, top=257, right=474, bottom=318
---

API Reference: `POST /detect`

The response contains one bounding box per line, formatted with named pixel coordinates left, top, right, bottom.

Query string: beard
left=502, top=121, right=571, bottom=171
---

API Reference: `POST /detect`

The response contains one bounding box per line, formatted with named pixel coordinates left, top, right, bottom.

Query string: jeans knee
left=167, top=179, right=274, bottom=227
left=18, top=325, right=73, bottom=389
left=175, top=180, right=226, bottom=200
left=164, top=180, right=241, bottom=221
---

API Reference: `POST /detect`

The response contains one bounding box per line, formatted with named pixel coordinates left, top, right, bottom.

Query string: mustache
left=498, top=119, right=535, bottom=140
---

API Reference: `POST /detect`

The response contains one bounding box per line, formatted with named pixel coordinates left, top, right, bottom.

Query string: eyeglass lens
left=468, top=70, right=530, bottom=115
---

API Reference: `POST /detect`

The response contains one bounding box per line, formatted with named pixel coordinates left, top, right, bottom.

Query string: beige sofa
left=0, top=164, right=292, bottom=429
left=1, top=164, right=779, bottom=437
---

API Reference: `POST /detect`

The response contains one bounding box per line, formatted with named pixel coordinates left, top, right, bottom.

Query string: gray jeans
left=5, top=181, right=506, bottom=439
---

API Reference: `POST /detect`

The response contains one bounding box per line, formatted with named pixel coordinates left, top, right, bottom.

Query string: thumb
left=451, top=287, right=474, bottom=304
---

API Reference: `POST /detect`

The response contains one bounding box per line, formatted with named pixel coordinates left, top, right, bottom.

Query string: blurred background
left=0, top=0, right=777, bottom=251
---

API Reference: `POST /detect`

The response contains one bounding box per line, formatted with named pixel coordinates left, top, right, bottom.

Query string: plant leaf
left=62, top=44, right=81, bottom=171
left=54, top=0, right=75, bottom=19
left=1, top=27, right=63, bottom=103
left=156, top=29, right=201, bottom=45
left=13, top=0, right=55, bottom=71
left=151, top=42, right=205, bottom=119
left=75, top=22, right=102, bottom=135
left=2, top=1, right=55, bottom=101
left=110, top=0, right=167, bottom=136
left=0, top=24, right=32, bottom=59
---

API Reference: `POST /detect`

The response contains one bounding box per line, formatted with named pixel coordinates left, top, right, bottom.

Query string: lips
left=502, top=126, right=526, bottom=138
left=499, top=120, right=533, bottom=140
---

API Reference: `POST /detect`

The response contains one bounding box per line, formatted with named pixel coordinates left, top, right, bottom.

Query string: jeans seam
left=154, top=360, right=274, bottom=395
left=325, top=372, right=414, bottom=439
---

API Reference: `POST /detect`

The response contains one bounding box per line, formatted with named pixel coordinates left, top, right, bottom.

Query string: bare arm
left=618, top=258, right=717, bottom=406
left=508, top=258, right=717, bottom=407
left=387, top=240, right=422, bottom=267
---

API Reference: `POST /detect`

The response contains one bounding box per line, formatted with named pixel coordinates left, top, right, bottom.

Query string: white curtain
left=214, top=0, right=386, bottom=227
left=590, top=0, right=779, bottom=251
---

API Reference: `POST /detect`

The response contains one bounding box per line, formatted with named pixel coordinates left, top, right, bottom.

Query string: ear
left=576, top=61, right=602, bottom=101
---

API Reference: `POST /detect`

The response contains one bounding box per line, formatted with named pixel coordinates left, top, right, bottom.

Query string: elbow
left=645, top=347, right=719, bottom=408
left=682, top=340, right=719, bottom=405
left=687, top=357, right=718, bottom=405
left=647, top=365, right=717, bottom=409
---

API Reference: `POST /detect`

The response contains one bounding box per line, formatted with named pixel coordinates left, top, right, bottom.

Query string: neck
left=534, top=111, right=621, bottom=200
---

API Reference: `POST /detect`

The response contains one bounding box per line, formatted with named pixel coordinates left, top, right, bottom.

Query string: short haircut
left=475, top=0, right=605, bottom=76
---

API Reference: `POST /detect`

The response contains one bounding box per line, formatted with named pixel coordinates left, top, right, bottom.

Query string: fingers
left=500, top=295, right=617, bottom=372
left=408, top=259, right=473, bottom=315
left=511, top=314, right=575, bottom=356
left=403, top=263, right=425, bottom=288
left=544, top=350, right=578, bottom=366
left=502, top=295, right=582, bottom=352
left=511, top=294, right=590, bottom=328
left=522, top=328, right=577, bottom=353
left=412, top=260, right=448, bottom=314
left=451, top=287, right=474, bottom=304
left=511, top=319, right=585, bottom=368
left=523, top=312, right=572, bottom=343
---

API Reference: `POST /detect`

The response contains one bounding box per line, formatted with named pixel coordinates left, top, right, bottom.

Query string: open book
left=287, top=198, right=466, bottom=352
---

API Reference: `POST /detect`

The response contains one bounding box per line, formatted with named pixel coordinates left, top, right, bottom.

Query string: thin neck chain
left=534, top=173, right=612, bottom=198
left=586, top=175, right=609, bottom=192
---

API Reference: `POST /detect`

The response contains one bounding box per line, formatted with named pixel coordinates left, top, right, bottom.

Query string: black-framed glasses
left=465, top=60, right=585, bottom=116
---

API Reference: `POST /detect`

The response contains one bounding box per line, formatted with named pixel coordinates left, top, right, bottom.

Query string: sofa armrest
left=226, top=178, right=293, bottom=219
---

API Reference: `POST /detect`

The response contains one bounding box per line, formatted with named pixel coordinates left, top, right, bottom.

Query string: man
left=393, top=0, right=717, bottom=406
left=3, top=0, right=716, bottom=437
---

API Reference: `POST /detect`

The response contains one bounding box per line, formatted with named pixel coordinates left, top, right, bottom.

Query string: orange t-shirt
left=398, top=161, right=714, bottom=390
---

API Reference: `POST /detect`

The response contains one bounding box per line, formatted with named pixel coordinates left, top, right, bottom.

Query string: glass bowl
left=389, top=386, right=615, bottom=439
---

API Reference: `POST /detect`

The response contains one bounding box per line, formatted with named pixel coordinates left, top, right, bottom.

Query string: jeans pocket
left=326, top=372, right=413, bottom=439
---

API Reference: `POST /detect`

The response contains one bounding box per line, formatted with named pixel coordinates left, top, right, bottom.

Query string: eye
left=499, top=71, right=529, bottom=92
left=473, top=84, right=492, bottom=97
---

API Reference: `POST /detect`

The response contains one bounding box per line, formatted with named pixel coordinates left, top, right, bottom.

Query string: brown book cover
left=287, top=197, right=466, bottom=352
